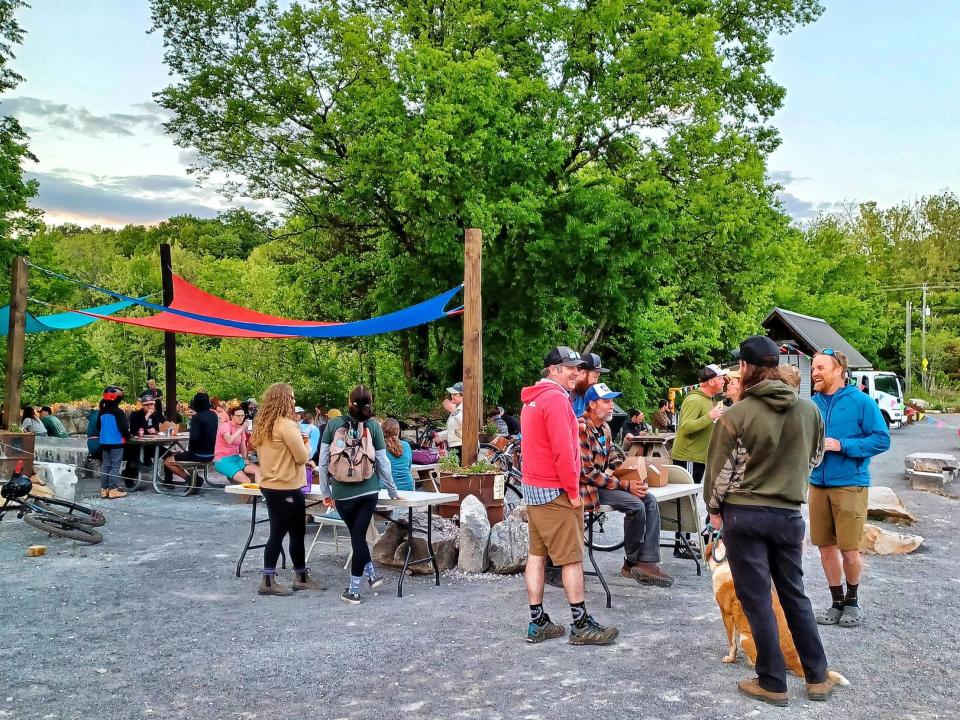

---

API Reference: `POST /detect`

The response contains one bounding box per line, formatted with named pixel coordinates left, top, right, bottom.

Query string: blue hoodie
left=810, top=384, right=890, bottom=488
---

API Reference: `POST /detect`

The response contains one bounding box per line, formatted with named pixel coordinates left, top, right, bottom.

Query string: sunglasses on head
left=821, top=348, right=836, bottom=356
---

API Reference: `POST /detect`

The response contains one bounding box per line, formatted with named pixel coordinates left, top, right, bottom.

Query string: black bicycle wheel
left=30, top=497, right=106, bottom=527
left=153, top=469, right=202, bottom=497
left=584, top=511, right=625, bottom=552
left=24, top=513, right=103, bottom=544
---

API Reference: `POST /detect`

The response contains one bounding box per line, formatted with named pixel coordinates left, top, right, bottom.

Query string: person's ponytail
left=348, top=385, right=374, bottom=422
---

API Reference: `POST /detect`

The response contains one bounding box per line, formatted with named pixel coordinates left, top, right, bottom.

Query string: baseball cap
left=698, top=364, right=729, bottom=382
left=581, top=353, right=610, bottom=374
left=584, top=382, right=623, bottom=402
left=138, top=393, right=156, bottom=403
left=446, top=381, right=464, bottom=395
left=739, top=336, right=781, bottom=368
left=326, top=408, right=342, bottom=418
left=102, top=385, right=124, bottom=401
left=294, top=406, right=304, bottom=413
left=543, top=346, right=585, bottom=368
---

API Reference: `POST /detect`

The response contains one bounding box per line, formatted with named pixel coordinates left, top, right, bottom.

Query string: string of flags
left=923, top=414, right=960, bottom=437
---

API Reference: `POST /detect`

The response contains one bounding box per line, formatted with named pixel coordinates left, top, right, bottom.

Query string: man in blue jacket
left=810, top=350, right=890, bottom=629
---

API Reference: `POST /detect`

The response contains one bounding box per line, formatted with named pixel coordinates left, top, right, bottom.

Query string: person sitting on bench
left=164, top=392, right=217, bottom=480
left=579, top=383, right=673, bottom=588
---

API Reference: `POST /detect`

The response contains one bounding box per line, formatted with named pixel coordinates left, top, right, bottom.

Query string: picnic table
left=225, top=484, right=458, bottom=597
left=623, top=432, right=675, bottom=459
left=127, top=433, right=190, bottom=487
left=584, top=480, right=702, bottom=609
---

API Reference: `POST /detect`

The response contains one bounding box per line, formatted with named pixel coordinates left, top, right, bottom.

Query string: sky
left=4, top=0, right=960, bottom=226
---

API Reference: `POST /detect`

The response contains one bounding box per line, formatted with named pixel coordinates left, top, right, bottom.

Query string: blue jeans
left=722, top=504, right=829, bottom=692
left=597, top=487, right=662, bottom=564
left=100, top=448, right=124, bottom=490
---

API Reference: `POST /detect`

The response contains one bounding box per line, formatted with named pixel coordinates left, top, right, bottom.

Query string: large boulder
left=372, top=522, right=406, bottom=565
left=488, top=515, right=529, bottom=574
left=860, top=523, right=924, bottom=555
left=905, top=452, right=958, bottom=473
left=458, top=494, right=491, bottom=573
left=905, top=452, right=959, bottom=497
left=867, top=486, right=917, bottom=525
left=373, top=512, right=459, bottom=574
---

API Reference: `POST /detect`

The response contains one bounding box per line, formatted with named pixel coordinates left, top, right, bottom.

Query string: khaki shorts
left=527, top=493, right=584, bottom=566
left=809, top=485, right=869, bottom=551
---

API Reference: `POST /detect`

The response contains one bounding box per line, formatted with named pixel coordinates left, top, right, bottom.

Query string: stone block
left=860, top=523, right=924, bottom=555
left=488, top=516, right=529, bottom=574
left=458, top=494, right=491, bottom=573
left=867, top=486, right=916, bottom=525
left=908, top=469, right=959, bottom=497
left=904, top=452, right=958, bottom=473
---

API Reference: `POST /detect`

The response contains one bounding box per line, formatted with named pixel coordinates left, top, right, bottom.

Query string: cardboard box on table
left=613, top=456, right=671, bottom=487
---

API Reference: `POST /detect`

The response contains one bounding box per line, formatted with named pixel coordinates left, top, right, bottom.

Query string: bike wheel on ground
left=584, top=510, right=626, bottom=553
left=24, top=512, right=104, bottom=544
left=153, top=470, right=202, bottom=497
left=30, top=497, right=106, bottom=527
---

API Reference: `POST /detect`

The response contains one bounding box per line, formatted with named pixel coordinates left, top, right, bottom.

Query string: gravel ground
left=1, top=418, right=958, bottom=720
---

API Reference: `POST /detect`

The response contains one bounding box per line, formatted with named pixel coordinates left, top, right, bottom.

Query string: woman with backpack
left=317, top=385, right=399, bottom=604
left=250, top=383, right=323, bottom=596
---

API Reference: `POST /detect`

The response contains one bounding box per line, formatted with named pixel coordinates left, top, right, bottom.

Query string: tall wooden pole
left=461, top=228, right=483, bottom=466
left=160, top=243, right=177, bottom=421
left=2, top=257, right=28, bottom=430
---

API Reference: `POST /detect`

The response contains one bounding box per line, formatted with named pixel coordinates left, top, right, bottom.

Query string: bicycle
left=583, top=442, right=627, bottom=552
left=478, top=437, right=523, bottom=514
left=1, top=460, right=106, bottom=544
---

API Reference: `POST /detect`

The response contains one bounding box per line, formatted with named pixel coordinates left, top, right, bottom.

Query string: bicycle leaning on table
left=0, top=460, right=106, bottom=544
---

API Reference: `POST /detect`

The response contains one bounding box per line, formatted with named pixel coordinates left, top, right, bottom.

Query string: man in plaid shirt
left=579, top=383, right=673, bottom=588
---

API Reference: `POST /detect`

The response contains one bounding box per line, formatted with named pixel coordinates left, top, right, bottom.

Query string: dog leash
left=703, top=526, right=727, bottom=565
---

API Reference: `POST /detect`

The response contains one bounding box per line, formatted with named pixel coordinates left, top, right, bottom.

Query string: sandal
left=816, top=606, right=843, bottom=625
left=838, top=604, right=863, bottom=628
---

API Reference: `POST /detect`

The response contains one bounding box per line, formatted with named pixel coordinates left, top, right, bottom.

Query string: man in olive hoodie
left=672, top=364, right=728, bottom=482
left=705, top=336, right=834, bottom=707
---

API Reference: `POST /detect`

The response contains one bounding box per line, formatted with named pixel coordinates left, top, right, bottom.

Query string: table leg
left=585, top=512, right=612, bottom=609
left=236, top=496, right=258, bottom=578
left=676, top=497, right=701, bottom=576
left=398, top=507, right=414, bottom=598
left=427, top=505, right=440, bottom=586
left=151, top=445, right=161, bottom=487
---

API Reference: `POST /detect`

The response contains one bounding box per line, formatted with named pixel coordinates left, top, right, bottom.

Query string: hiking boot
left=568, top=616, right=618, bottom=646
left=291, top=569, right=325, bottom=592
left=257, top=574, right=293, bottom=597
left=630, top=562, right=674, bottom=588
left=526, top=616, right=566, bottom=644
left=106, top=488, right=127, bottom=499
left=806, top=679, right=835, bottom=701
left=340, top=589, right=362, bottom=605
left=737, top=678, right=789, bottom=707
left=367, top=573, right=385, bottom=590
left=816, top=605, right=843, bottom=625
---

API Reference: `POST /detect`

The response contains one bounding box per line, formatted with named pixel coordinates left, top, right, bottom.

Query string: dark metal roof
left=762, top=308, right=873, bottom=369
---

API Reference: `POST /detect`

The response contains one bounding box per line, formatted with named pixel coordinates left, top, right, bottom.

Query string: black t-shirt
left=503, top=414, right=521, bottom=435
left=188, top=410, right=219, bottom=457
left=129, top=409, right=163, bottom=435
left=623, top=421, right=649, bottom=436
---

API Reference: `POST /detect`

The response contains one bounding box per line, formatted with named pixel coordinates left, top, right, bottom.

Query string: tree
left=0, top=0, right=40, bottom=276
left=150, top=0, right=823, bottom=403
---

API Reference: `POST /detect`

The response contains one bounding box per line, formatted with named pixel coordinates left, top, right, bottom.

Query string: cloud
left=767, top=169, right=810, bottom=186
left=2, top=96, right=168, bottom=137
left=777, top=191, right=846, bottom=222
left=26, top=171, right=220, bottom=225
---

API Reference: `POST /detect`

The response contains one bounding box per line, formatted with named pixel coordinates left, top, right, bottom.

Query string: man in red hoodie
left=521, top=346, right=619, bottom=646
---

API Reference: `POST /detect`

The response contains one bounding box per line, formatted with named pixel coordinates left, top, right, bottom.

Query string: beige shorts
left=809, top=485, right=868, bottom=551
left=526, top=493, right=584, bottom=566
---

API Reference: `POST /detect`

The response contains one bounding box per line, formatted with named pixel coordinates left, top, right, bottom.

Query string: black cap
left=543, top=346, right=586, bottom=368
left=739, top=335, right=781, bottom=368
left=581, top=352, right=610, bottom=373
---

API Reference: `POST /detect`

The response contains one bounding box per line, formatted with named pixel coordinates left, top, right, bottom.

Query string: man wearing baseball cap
left=521, top=346, right=618, bottom=645
left=580, top=383, right=673, bottom=587
left=571, top=352, right=609, bottom=418
left=672, top=363, right=728, bottom=483
left=444, top=381, right=464, bottom=459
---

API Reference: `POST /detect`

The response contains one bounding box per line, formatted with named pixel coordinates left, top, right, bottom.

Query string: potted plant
left=0, top=425, right=36, bottom=477
left=478, top=422, right=499, bottom=444
left=438, top=458, right=506, bottom=524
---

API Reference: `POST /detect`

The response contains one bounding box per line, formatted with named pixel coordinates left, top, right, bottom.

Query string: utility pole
left=2, top=257, right=27, bottom=430
left=160, top=244, right=178, bottom=420
left=921, top=283, right=928, bottom=392
left=905, top=300, right=912, bottom=397
left=461, top=228, right=483, bottom=467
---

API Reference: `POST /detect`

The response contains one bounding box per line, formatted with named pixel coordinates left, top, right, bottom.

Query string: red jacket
left=519, top=379, right=580, bottom=501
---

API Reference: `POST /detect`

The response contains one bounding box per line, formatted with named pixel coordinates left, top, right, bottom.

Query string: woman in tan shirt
left=249, top=383, right=322, bottom=596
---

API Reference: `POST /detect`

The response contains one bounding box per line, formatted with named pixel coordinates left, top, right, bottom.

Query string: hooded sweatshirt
left=672, top=389, right=717, bottom=463
left=704, top=380, right=824, bottom=512
left=520, top=379, right=580, bottom=501
left=810, top=384, right=890, bottom=488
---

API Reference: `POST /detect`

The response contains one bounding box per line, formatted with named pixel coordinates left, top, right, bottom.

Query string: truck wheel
left=881, top=412, right=891, bottom=430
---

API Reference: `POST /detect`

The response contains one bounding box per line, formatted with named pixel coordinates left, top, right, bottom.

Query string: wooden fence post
left=461, top=229, right=483, bottom=466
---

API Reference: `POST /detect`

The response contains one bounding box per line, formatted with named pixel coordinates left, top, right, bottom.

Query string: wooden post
left=160, top=244, right=177, bottom=421
left=461, top=228, right=483, bottom=466
left=2, top=257, right=28, bottom=430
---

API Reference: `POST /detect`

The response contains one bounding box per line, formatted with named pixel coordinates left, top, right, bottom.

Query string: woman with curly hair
left=250, top=383, right=323, bottom=596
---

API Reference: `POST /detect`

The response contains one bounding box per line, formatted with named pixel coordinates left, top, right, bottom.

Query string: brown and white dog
left=706, top=537, right=849, bottom=687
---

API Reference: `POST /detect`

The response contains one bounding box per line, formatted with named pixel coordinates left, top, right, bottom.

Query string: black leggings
left=261, top=488, right=306, bottom=572
left=335, top=493, right=379, bottom=577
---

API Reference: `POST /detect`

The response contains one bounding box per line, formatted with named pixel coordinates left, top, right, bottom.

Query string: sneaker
left=257, top=574, right=293, bottom=597
left=630, top=562, right=674, bottom=588
left=106, top=488, right=128, bottom=499
left=340, top=589, right=362, bottom=605
left=291, top=569, right=325, bottom=592
left=367, top=573, right=385, bottom=590
left=568, top=616, right=618, bottom=646
left=806, top=679, right=835, bottom=701
left=737, top=677, right=789, bottom=707
left=526, top=616, right=566, bottom=644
